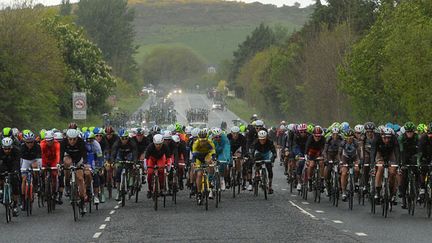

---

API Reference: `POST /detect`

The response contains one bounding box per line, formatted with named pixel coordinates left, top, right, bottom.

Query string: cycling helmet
left=136, top=128, right=144, bottom=135
left=130, top=127, right=138, bottom=135
left=175, top=122, right=183, bottom=132
left=172, top=135, right=180, bottom=143
left=54, top=132, right=63, bottom=141
left=23, top=130, right=35, bottom=142
left=83, top=131, right=95, bottom=141
left=11, top=128, right=19, bottom=137
left=279, top=125, right=286, bottom=131
left=211, top=127, right=222, bottom=136
left=185, top=126, right=193, bottom=135
left=66, top=129, right=79, bottom=138
left=341, top=122, right=350, bottom=133
left=2, top=137, right=13, bottom=148
left=118, top=128, right=129, bottom=138
left=382, top=127, right=393, bottom=137
left=312, top=126, right=323, bottom=136
left=45, top=131, right=54, bottom=141
left=105, top=126, right=115, bottom=134
left=404, top=122, right=415, bottom=132
left=307, top=124, right=315, bottom=134
left=163, top=130, right=172, bottom=140
left=250, top=114, right=258, bottom=121
left=255, top=120, right=264, bottom=127
left=82, top=127, right=89, bottom=133
left=393, top=124, right=401, bottom=133
left=331, top=127, right=340, bottom=134
left=191, top=128, right=200, bottom=137
left=385, top=122, right=393, bottom=129
left=153, top=134, right=163, bottom=144
left=93, top=127, right=104, bottom=135
left=68, top=122, right=78, bottom=129
left=287, top=124, right=296, bottom=131
left=2, top=127, right=11, bottom=137
left=400, top=126, right=405, bottom=134
left=230, top=126, right=240, bottom=133
left=167, top=124, right=176, bottom=133
left=239, top=124, right=246, bottom=133
left=354, top=124, right=364, bottom=134
left=345, top=129, right=355, bottom=137
left=198, top=130, right=208, bottom=139
left=297, top=123, right=307, bottom=132
left=258, top=130, right=267, bottom=139
left=378, top=125, right=385, bottom=133
left=281, top=120, right=286, bottom=125
left=364, top=122, right=375, bottom=131
left=151, top=125, right=161, bottom=133
left=417, top=123, right=427, bottom=133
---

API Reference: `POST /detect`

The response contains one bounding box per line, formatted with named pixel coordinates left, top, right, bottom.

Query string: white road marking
left=99, top=224, right=106, bottom=230
left=301, top=201, right=310, bottom=205
left=114, top=205, right=119, bottom=209
left=342, top=229, right=350, bottom=233
left=355, top=232, right=368, bottom=236
left=332, top=220, right=343, bottom=224
left=93, top=232, right=102, bottom=239
left=117, top=201, right=121, bottom=204
left=291, top=194, right=297, bottom=197
left=109, top=210, right=115, bottom=215
left=315, top=210, right=324, bottom=213
left=281, top=188, right=287, bottom=191
left=105, top=217, right=110, bottom=222
left=289, top=200, right=316, bottom=219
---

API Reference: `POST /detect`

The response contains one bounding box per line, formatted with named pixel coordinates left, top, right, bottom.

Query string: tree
left=141, top=46, right=206, bottom=85
left=42, top=16, right=117, bottom=116
left=60, top=0, right=72, bottom=16
left=76, top=0, right=137, bottom=82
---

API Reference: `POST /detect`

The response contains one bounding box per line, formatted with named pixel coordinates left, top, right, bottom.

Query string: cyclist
left=323, top=127, right=343, bottom=196
left=60, top=129, right=88, bottom=212
left=145, top=134, right=170, bottom=199
left=210, top=127, right=231, bottom=190
left=251, top=130, right=276, bottom=194
left=0, top=137, right=21, bottom=216
left=83, top=132, right=103, bottom=205
left=305, top=126, right=326, bottom=192
left=111, top=129, right=138, bottom=201
left=416, top=123, right=432, bottom=202
left=339, top=129, right=361, bottom=201
left=283, top=124, right=296, bottom=180
left=292, top=123, right=310, bottom=191
left=133, top=128, right=150, bottom=164
left=40, top=131, right=62, bottom=204
left=398, top=122, right=418, bottom=209
left=362, top=122, right=376, bottom=195
left=192, top=130, right=216, bottom=202
left=227, top=126, right=248, bottom=190
left=371, top=127, right=400, bottom=204
left=20, top=130, right=42, bottom=210
left=104, top=126, right=119, bottom=193
left=171, top=134, right=187, bottom=190
left=187, top=128, right=201, bottom=191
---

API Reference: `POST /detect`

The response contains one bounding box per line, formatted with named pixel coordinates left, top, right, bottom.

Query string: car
left=141, top=86, right=156, bottom=95
left=212, top=102, right=224, bottom=111
left=172, top=88, right=182, bottom=94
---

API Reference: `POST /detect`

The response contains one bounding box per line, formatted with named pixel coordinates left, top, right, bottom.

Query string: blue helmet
left=341, top=122, right=350, bottom=133
left=118, top=128, right=129, bottom=138
left=83, top=131, right=95, bottom=141
left=393, top=124, right=401, bottom=133
left=385, top=123, right=393, bottom=129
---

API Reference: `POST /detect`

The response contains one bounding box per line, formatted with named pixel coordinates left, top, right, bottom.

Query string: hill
left=129, top=0, right=314, bottom=64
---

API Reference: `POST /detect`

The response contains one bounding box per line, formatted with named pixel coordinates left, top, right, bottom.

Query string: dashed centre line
left=355, top=232, right=368, bottom=236
left=99, top=224, right=106, bottom=230
left=289, top=200, right=316, bottom=219
left=93, top=232, right=102, bottom=239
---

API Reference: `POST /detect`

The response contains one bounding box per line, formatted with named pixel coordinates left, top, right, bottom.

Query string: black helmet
left=364, top=122, right=375, bottom=131
left=345, top=129, right=355, bottom=137
left=198, top=130, right=207, bottom=139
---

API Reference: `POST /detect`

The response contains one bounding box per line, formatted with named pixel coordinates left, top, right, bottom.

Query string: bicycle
left=329, top=160, right=340, bottom=207
left=423, top=163, right=432, bottom=218
left=358, top=162, right=370, bottom=206
left=129, top=161, right=144, bottom=203
left=42, top=166, right=59, bottom=213
left=22, top=167, right=41, bottom=216
left=118, top=160, right=134, bottom=207
left=404, top=165, right=418, bottom=216
left=150, top=164, right=166, bottom=211
left=253, top=159, right=271, bottom=200
left=1, top=172, right=17, bottom=223
left=297, top=156, right=308, bottom=200
left=376, top=161, right=398, bottom=218
left=311, top=157, right=324, bottom=203
left=231, top=155, right=243, bottom=198
left=370, top=165, right=376, bottom=214
left=63, top=165, right=84, bottom=221
left=197, top=160, right=219, bottom=210
left=170, top=164, right=178, bottom=205
left=341, top=160, right=356, bottom=210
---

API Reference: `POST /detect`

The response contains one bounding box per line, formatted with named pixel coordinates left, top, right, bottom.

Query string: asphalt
left=1, top=93, right=429, bottom=243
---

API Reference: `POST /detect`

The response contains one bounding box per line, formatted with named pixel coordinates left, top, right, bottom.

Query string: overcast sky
left=0, top=0, right=316, bottom=8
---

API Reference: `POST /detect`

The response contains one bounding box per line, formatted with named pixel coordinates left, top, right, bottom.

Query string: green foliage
left=41, top=16, right=117, bottom=116
left=0, top=8, right=67, bottom=129
left=60, top=0, right=72, bottom=16
left=76, top=0, right=137, bottom=82
left=140, top=46, right=206, bottom=85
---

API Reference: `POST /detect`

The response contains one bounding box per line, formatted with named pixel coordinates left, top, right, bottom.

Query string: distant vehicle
left=190, top=122, right=207, bottom=129
left=212, top=101, right=225, bottom=111
left=141, top=86, right=156, bottom=95
left=172, top=88, right=182, bottom=94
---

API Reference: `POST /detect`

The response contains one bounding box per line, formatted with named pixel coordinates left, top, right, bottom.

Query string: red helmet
left=68, top=122, right=78, bottom=129
left=313, top=126, right=323, bottom=136
left=297, top=123, right=307, bottom=132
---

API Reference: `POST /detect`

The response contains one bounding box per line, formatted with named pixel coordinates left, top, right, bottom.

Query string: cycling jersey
left=40, top=140, right=60, bottom=167
left=60, top=137, right=87, bottom=165
left=339, top=140, right=360, bottom=163
left=398, top=133, right=418, bottom=165
left=292, top=133, right=309, bottom=157
left=227, top=133, right=246, bottom=156
left=111, top=138, right=137, bottom=162
left=417, top=134, right=432, bottom=165
left=85, top=140, right=103, bottom=169
left=371, top=135, right=400, bottom=165
left=252, top=139, right=276, bottom=162
left=191, top=139, right=216, bottom=166
left=0, top=146, right=20, bottom=194
left=133, top=136, right=150, bottom=158
left=20, top=142, right=42, bottom=169
left=305, top=136, right=325, bottom=159
left=323, top=135, right=343, bottom=161
left=145, top=143, right=170, bottom=161
left=211, top=133, right=231, bottom=163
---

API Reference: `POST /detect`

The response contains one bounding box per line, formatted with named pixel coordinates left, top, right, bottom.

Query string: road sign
left=72, top=92, right=87, bottom=120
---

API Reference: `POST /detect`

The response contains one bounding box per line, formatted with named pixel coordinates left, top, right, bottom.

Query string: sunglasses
left=95, top=134, right=103, bottom=137
left=299, top=131, right=306, bottom=134
left=121, top=137, right=128, bottom=140
left=213, top=136, right=221, bottom=139
left=68, top=138, right=77, bottom=141
left=25, top=141, right=34, bottom=144
left=155, top=143, right=163, bottom=146
left=3, top=147, right=11, bottom=150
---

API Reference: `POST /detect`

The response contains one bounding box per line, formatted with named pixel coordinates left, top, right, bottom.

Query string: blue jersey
left=211, top=133, right=231, bottom=163
left=85, top=140, right=103, bottom=169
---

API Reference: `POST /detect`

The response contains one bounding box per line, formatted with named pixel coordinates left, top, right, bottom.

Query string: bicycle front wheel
left=262, top=169, right=267, bottom=200
left=153, top=175, right=159, bottom=211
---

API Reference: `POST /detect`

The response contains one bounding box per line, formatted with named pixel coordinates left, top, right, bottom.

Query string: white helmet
left=185, top=126, right=193, bottom=135
left=255, top=120, right=264, bottom=127
left=382, top=127, right=393, bottom=137
left=162, top=130, right=172, bottom=140
left=167, top=124, right=175, bottom=132
left=331, top=127, right=340, bottom=134
left=172, top=135, right=180, bottom=143
left=66, top=129, right=79, bottom=138
left=287, top=124, right=296, bottom=131
left=279, top=125, right=286, bottom=131
left=354, top=124, right=364, bottom=134
left=11, top=128, right=19, bottom=137
left=400, top=126, right=406, bottom=134
left=45, top=131, right=54, bottom=141
left=230, top=126, right=240, bottom=133
left=211, top=127, right=222, bottom=136
left=153, top=134, right=164, bottom=144
left=191, top=128, right=200, bottom=137
left=54, top=132, right=63, bottom=141
left=2, top=137, right=13, bottom=148
left=258, top=130, right=267, bottom=139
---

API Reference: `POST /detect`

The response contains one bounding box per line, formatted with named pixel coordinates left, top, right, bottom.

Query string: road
left=1, top=93, right=430, bottom=243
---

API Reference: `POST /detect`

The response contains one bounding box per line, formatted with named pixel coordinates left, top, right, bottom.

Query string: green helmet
left=404, top=122, right=416, bottom=132
left=239, top=124, right=246, bottom=133
left=175, top=122, right=183, bottom=133
left=39, top=129, right=46, bottom=140
left=307, top=124, right=314, bottom=134
left=2, top=127, right=12, bottom=137
left=417, top=123, right=427, bottom=133
left=82, top=127, right=89, bottom=133
left=89, top=126, right=95, bottom=133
